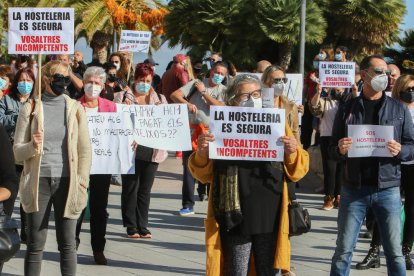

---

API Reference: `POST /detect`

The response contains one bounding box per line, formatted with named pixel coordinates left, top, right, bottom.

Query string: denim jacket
left=0, top=94, right=22, bottom=143
left=329, top=92, right=414, bottom=189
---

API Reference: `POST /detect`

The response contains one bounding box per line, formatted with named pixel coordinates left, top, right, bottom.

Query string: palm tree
left=324, top=0, right=406, bottom=56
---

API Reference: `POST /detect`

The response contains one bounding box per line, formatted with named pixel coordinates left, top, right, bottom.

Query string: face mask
left=369, top=74, right=388, bottom=92
left=51, top=77, right=71, bottom=96
left=135, top=82, right=151, bottom=94
left=84, top=83, right=102, bottom=99
left=318, top=53, right=326, bottom=60
left=272, top=82, right=285, bottom=96
left=17, top=81, right=33, bottom=95
left=330, top=90, right=342, bottom=101
left=400, top=91, right=414, bottom=104
left=238, top=97, right=262, bottom=108
left=0, top=78, right=7, bottom=90
left=107, top=74, right=117, bottom=82
left=212, top=73, right=224, bottom=85
left=335, top=54, right=343, bottom=61
left=313, top=61, right=319, bottom=70
left=114, top=63, right=120, bottom=71
left=252, top=97, right=263, bottom=108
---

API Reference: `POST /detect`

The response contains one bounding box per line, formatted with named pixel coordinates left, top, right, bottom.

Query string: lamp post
left=299, top=0, right=306, bottom=75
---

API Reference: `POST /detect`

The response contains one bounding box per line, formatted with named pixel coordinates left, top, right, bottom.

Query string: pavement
left=2, top=157, right=411, bottom=275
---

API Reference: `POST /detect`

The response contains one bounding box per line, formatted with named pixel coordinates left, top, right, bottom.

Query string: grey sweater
left=40, top=92, right=69, bottom=177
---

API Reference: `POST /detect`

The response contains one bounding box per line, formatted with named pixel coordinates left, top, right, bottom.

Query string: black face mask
left=400, top=91, right=414, bottom=103
left=107, top=74, right=117, bottom=82
left=51, top=75, right=71, bottom=95
left=330, top=90, right=342, bottom=101
left=20, top=55, right=29, bottom=63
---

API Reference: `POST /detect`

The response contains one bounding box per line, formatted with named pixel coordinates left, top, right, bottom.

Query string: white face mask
left=252, top=97, right=263, bottom=108
left=370, top=74, right=388, bottom=92
left=114, top=63, right=120, bottom=71
left=84, top=83, right=101, bottom=99
left=272, top=82, right=285, bottom=96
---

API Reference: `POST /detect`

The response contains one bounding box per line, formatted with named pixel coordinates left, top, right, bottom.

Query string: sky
left=75, top=0, right=414, bottom=75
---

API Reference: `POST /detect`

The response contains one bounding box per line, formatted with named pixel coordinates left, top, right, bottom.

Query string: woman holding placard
left=13, top=60, right=91, bottom=276
left=75, top=66, right=116, bottom=265
left=116, top=63, right=168, bottom=239
left=188, top=74, right=309, bottom=276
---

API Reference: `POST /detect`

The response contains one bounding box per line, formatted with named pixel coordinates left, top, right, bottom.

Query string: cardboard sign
left=209, top=106, right=285, bottom=161
left=87, top=113, right=135, bottom=175
left=347, top=125, right=393, bottom=158
left=8, top=8, right=74, bottom=54
left=319, top=62, right=355, bottom=88
left=118, top=30, right=151, bottom=53
left=118, top=104, right=192, bottom=151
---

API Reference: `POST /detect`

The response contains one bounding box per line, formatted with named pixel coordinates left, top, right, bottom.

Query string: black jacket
left=329, top=92, right=414, bottom=189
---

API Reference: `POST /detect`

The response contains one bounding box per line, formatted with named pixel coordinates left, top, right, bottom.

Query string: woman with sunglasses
left=13, top=60, right=91, bottom=276
left=189, top=74, right=309, bottom=276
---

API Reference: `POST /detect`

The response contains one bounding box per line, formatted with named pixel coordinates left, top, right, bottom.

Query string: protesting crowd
left=0, top=7, right=413, bottom=275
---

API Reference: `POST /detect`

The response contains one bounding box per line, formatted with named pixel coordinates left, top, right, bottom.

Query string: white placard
left=209, top=106, right=285, bottom=161
left=118, top=104, right=192, bottom=151
left=118, top=30, right=151, bottom=53
left=262, top=87, right=274, bottom=108
left=348, top=125, right=393, bottom=158
left=87, top=113, right=135, bottom=174
left=319, top=62, right=355, bottom=88
left=8, top=8, right=74, bottom=54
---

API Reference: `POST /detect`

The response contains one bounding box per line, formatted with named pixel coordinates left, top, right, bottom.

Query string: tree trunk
left=278, top=41, right=294, bottom=70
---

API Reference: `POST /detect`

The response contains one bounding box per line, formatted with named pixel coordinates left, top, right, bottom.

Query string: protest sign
left=319, top=62, right=355, bottom=88
left=118, top=103, right=192, bottom=151
left=285, top=74, right=303, bottom=107
left=348, top=125, right=393, bottom=158
left=8, top=8, right=74, bottom=54
left=209, top=106, right=285, bottom=161
left=87, top=112, right=135, bottom=174
left=118, top=30, right=152, bottom=53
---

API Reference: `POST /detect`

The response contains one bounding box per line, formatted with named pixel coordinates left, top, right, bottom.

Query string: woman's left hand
left=297, top=104, right=304, bottom=114
left=280, top=136, right=297, bottom=156
left=131, top=140, right=138, bottom=151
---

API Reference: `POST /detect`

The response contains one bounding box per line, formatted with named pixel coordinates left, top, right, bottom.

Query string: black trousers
left=76, top=174, right=111, bottom=252
left=182, top=150, right=195, bottom=209
left=121, top=160, right=158, bottom=230
left=301, top=103, right=314, bottom=150
left=320, top=136, right=342, bottom=197
left=402, top=164, right=414, bottom=246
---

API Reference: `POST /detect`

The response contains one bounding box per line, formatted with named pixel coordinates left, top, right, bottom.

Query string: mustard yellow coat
left=188, top=125, right=309, bottom=276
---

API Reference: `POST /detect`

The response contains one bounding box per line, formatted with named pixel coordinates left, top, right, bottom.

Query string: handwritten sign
left=118, top=104, right=192, bottom=151
left=348, top=125, right=393, bottom=158
left=319, top=62, right=355, bottom=88
left=8, top=8, right=74, bottom=54
left=87, top=113, right=135, bottom=174
left=118, top=30, right=151, bottom=53
left=209, top=106, right=285, bottom=161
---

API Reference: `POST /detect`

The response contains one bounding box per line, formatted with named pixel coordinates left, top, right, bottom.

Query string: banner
left=347, top=125, right=393, bottom=158
left=118, top=30, right=152, bottom=53
left=87, top=113, right=135, bottom=175
left=8, top=8, right=74, bottom=54
left=118, top=104, right=192, bottom=151
left=319, top=62, right=355, bottom=88
left=209, top=106, right=285, bottom=161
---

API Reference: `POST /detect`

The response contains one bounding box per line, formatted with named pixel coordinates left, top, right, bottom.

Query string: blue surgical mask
left=0, top=78, right=7, bottom=90
left=318, top=53, right=326, bottom=60
left=335, top=53, right=343, bottom=61
left=17, top=81, right=33, bottom=95
left=212, top=73, right=224, bottom=85
left=135, top=82, right=151, bottom=94
left=313, top=61, right=320, bottom=70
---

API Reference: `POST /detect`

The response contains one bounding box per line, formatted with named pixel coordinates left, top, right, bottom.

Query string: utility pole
left=299, top=0, right=306, bottom=75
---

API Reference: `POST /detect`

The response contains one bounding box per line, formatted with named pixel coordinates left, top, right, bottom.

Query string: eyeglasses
left=236, top=89, right=261, bottom=101
left=371, top=68, right=392, bottom=76
left=273, top=77, right=288, bottom=84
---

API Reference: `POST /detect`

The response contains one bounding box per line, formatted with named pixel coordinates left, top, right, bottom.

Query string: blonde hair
left=261, top=65, right=285, bottom=87
left=185, top=56, right=195, bottom=80
left=392, top=74, right=414, bottom=100
left=36, top=60, right=71, bottom=96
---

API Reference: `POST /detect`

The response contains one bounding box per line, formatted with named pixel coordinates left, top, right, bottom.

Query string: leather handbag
left=288, top=201, right=311, bottom=236
left=0, top=202, right=20, bottom=263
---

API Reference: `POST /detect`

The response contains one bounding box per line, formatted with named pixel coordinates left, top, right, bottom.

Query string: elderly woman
left=13, top=60, right=91, bottom=276
left=75, top=67, right=116, bottom=265
left=116, top=63, right=168, bottom=239
left=189, top=74, right=309, bottom=275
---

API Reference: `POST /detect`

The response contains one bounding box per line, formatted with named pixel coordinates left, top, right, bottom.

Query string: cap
left=144, top=57, right=159, bottom=66
left=174, top=53, right=188, bottom=63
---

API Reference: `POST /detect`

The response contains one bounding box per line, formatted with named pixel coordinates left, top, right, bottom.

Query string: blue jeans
left=330, top=185, right=405, bottom=276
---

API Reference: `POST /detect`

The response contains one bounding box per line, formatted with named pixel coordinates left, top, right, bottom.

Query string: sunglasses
left=274, top=78, right=288, bottom=84
left=53, top=74, right=71, bottom=83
